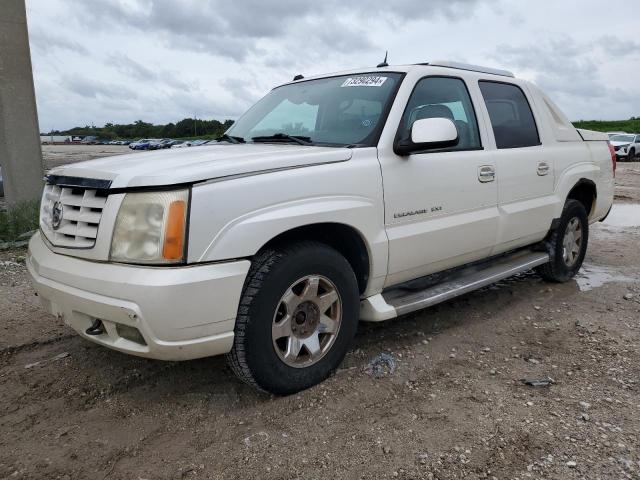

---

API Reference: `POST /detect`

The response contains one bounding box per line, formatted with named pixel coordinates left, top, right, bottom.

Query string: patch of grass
left=0, top=200, right=40, bottom=243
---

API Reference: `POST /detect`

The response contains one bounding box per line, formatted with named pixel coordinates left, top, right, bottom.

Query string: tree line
left=43, top=116, right=640, bottom=141
left=45, top=118, right=236, bottom=140
left=573, top=117, right=640, bottom=133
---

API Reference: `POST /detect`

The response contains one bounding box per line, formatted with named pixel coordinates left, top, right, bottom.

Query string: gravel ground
left=0, top=150, right=639, bottom=479
left=42, top=144, right=135, bottom=170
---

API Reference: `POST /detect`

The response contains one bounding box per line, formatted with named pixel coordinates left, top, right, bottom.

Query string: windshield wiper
left=251, top=133, right=314, bottom=146
left=216, top=133, right=245, bottom=144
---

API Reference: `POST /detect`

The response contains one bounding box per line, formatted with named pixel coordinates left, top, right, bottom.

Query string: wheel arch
left=566, top=178, right=597, bottom=218
left=259, top=222, right=371, bottom=295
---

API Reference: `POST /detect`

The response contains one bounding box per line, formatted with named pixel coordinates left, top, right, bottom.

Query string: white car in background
left=609, top=133, right=640, bottom=161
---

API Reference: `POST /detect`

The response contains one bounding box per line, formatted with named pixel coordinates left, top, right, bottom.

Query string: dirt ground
left=1, top=149, right=639, bottom=479
left=42, top=144, right=135, bottom=170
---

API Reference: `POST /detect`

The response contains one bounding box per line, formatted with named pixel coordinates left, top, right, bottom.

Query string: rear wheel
left=537, top=199, right=589, bottom=282
left=227, top=242, right=359, bottom=394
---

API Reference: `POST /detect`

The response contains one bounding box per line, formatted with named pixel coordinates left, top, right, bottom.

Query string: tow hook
left=86, top=319, right=105, bottom=336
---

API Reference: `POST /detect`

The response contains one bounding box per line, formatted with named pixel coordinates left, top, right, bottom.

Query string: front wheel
left=629, top=148, right=636, bottom=161
left=227, top=242, right=359, bottom=394
left=537, top=199, right=589, bottom=282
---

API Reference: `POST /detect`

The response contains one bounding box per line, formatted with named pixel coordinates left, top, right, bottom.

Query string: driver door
left=378, top=76, right=499, bottom=286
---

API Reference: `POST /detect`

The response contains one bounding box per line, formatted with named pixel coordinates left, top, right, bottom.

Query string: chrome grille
left=40, top=184, right=108, bottom=248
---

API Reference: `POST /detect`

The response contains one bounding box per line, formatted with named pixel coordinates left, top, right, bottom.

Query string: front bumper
left=27, top=232, right=250, bottom=360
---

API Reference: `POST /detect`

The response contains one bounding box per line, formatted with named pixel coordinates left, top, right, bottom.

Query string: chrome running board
left=360, top=250, right=549, bottom=321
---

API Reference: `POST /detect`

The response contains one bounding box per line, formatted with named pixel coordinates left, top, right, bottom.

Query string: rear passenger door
left=478, top=80, right=555, bottom=252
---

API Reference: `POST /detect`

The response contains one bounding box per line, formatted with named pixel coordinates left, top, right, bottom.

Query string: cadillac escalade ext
left=27, top=61, right=615, bottom=394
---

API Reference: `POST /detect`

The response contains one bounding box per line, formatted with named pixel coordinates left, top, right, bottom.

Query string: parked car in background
left=149, top=139, right=178, bottom=149
left=609, top=133, right=640, bottom=161
left=190, top=139, right=208, bottom=146
left=28, top=61, right=615, bottom=394
left=162, top=140, right=180, bottom=148
left=129, top=139, right=153, bottom=150
left=147, top=139, right=165, bottom=150
left=171, top=140, right=192, bottom=148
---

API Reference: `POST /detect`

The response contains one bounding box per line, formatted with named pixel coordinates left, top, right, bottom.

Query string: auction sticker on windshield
left=341, top=76, right=387, bottom=87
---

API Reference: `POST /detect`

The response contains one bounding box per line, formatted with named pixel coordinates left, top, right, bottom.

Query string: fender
left=186, top=148, right=388, bottom=293
left=197, top=196, right=388, bottom=295
left=552, top=162, right=599, bottom=218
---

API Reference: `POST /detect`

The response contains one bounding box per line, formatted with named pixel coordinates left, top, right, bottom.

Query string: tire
left=536, top=199, right=589, bottom=282
left=227, top=241, right=360, bottom=395
left=629, top=148, right=636, bottom=162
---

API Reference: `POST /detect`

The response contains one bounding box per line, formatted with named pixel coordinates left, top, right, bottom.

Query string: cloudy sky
left=26, top=0, right=639, bottom=131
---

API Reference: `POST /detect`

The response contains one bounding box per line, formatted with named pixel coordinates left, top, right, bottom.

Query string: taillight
left=608, top=141, right=617, bottom=176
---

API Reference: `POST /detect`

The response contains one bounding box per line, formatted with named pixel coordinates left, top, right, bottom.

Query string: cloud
left=26, top=0, right=640, bottom=129
left=597, top=35, right=640, bottom=57
left=65, top=0, right=485, bottom=61
left=495, top=38, right=609, bottom=97
left=109, top=54, right=157, bottom=82
left=493, top=36, right=639, bottom=120
left=29, top=28, right=89, bottom=55
left=60, top=74, right=138, bottom=101
left=109, top=53, right=193, bottom=90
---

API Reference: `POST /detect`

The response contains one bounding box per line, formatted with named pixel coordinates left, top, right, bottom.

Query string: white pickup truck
left=27, top=61, right=615, bottom=394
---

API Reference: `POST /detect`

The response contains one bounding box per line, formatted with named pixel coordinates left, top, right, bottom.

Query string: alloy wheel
left=271, top=275, right=342, bottom=368
left=562, top=217, right=582, bottom=267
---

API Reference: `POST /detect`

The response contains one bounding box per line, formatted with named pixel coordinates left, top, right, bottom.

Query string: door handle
left=537, top=162, right=550, bottom=176
left=478, top=165, right=495, bottom=183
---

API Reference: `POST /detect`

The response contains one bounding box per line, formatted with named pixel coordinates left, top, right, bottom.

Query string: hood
left=49, top=143, right=353, bottom=189
left=610, top=141, right=631, bottom=147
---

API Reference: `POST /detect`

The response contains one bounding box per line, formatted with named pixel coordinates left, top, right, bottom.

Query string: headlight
left=110, top=189, right=189, bottom=265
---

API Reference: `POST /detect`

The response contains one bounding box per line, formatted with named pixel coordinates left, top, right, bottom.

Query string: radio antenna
left=377, top=51, right=389, bottom=68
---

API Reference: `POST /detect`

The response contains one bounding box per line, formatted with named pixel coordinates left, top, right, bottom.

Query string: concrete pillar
left=0, top=0, right=44, bottom=206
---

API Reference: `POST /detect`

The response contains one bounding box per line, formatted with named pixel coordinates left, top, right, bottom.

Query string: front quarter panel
left=187, top=148, right=388, bottom=294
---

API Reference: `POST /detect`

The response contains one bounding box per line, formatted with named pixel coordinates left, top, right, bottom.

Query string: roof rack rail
left=424, top=60, right=515, bottom=78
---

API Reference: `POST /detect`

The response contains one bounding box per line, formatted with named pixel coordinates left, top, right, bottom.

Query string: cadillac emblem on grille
left=51, top=201, right=63, bottom=230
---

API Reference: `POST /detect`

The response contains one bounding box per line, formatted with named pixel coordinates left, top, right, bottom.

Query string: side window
left=400, top=76, right=482, bottom=151
left=479, top=81, right=540, bottom=149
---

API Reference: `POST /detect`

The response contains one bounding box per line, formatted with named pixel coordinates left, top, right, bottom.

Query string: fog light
left=116, top=324, right=147, bottom=345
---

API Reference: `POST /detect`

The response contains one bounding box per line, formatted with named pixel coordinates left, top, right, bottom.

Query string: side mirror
left=394, top=117, right=458, bottom=156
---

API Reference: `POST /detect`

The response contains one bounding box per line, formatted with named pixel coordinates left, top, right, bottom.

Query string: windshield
left=226, top=73, right=403, bottom=147
left=610, top=134, right=635, bottom=143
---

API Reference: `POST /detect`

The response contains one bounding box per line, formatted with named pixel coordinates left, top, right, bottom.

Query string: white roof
left=284, top=61, right=517, bottom=87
